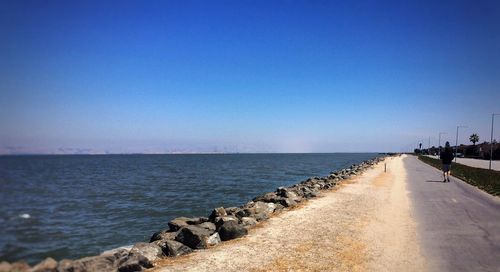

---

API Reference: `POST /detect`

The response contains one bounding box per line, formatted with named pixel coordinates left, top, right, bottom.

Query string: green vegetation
left=469, top=133, right=479, bottom=145
left=418, top=155, right=500, bottom=196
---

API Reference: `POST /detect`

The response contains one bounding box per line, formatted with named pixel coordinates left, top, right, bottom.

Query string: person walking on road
left=440, top=141, right=454, bottom=182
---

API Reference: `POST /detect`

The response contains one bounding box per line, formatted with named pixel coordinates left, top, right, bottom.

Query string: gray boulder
left=214, top=215, right=239, bottom=229
left=129, top=242, right=163, bottom=263
left=175, top=225, right=212, bottom=249
left=207, top=232, right=221, bottom=246
left=254, top=201, right=275, bottom=215
left=279, top=198, right=297, bottom=207
left=218, top=221, right=248, bottom=241
left=167, top=217, right=208, bottom=231
left=198, top=222, right=216, bottom=233
left=57, top=249, right=129, bottom=272
left=3, top=262, right=30, bottom=272
left=0, top=262, right=11, bottom=272
left=240, top=217, right=257, bottom=227
left=31, top=257, right=57, bottom=272
left=117, top=255, right=152, bottom=272
left=154, top=240, right=193, bottom=257
left=168, top=217, right=191, bottom=231
left=253, top=212, right=268, bottom=221
left=253, top=192, right=281, bottom=203
left=209, top=207, right=227, bottom=222
left=224, top=207, right=240, bottom=215
left=150, top=230, right=177, bottom=242
left=235, top=207, right=255, bottom=218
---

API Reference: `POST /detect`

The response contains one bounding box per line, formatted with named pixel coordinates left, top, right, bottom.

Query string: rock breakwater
left=0, top=157, right=385, bottom=272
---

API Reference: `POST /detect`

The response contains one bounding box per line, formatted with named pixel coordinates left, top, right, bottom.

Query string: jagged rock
left=207, top=232, right=221, bottom=246
left=253, top=212, right=268, bottom=221
left=240, top=217, right=258, bottom=227
left=253, top=192, right=281, bottom=203
left=7, top=262, right=30, bottom=272
left=175, top=225, right=212, bottom=249
left=150, top=230, right=177, bottom=242
left=154, top=240, right=193, bottom=257
left=117, top=255, right=152, bottom=272
left=279, top=198, right=297, bottom=207
left=235, top=207, right=255, bottom=218
left=0, top=262, right=11, bottom=272
left=129, top=242, right=163, bottom=263
left=274, top=203, right=285, bottom=212
left=198, top=222, right=216, bottom=233
left=209, top=207, right=227, bottom=222
left=214, top=215, right=239, bottom=229
left=225, top=207, right=240, bottom=215
left=218, top=221, right=248, bottom=241
left=168, top=217, right=191, bottom=231
left=57, top=249, right=129, bottom=272
left=31, top=257, right=57, bottom=272
left=253, top=201, right=275, bottom=215
left=167, top=217, right=208, bottom=231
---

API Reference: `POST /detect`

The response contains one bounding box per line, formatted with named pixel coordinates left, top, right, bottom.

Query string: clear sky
left=1, top=0, right=499, bottom=154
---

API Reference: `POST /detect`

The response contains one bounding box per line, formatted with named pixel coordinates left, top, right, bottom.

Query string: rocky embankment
left=0, top=157, right=385, bottom=272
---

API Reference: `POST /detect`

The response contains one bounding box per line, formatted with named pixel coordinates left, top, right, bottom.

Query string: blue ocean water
left=0, top=153, right=378, bottom=264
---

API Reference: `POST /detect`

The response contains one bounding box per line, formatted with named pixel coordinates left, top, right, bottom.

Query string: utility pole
left=490, top=114, right=499, bottom=170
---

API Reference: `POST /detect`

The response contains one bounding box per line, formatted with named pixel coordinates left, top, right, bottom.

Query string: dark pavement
left=404, top=155, right=500, bottom=272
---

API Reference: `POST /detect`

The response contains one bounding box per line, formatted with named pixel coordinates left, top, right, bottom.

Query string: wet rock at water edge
left=209, top=207, right=227, bottom=222
left=154, top=240, right=193, bottom=257
left=150, top=229, right=177, bottom=242
left=168, top=217, right=208, bottom=232
left=253, top=192, right=281, bottom=203
left=31, top=257, right=58, bottom=272
left=218, top=220, right=248, bottom=241
left=175, top=225, right=213, bottom=249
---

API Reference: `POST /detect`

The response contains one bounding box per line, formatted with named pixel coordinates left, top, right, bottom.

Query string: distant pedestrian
left=440, top=142, right=454, bottom=182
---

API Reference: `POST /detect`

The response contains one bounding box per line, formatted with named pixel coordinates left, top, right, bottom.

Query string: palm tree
left=469, top=133, right=479, bottom=145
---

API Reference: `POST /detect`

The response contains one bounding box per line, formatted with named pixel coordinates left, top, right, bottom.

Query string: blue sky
left=1, top=0, right=499, bottom=154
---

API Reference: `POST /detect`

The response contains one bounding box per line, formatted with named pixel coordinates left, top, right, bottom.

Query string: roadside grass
left=418, top=155, right=500, bottom=197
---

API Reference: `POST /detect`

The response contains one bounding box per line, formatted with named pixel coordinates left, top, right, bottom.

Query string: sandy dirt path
left=153, top=155, right=426, bottom=271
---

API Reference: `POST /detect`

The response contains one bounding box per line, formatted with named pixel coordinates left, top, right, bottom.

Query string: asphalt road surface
left=404, top=155, right=500, bottom=271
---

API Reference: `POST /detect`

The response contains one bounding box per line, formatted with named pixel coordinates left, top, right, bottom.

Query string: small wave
left=19, top=213, right=31, bottom=219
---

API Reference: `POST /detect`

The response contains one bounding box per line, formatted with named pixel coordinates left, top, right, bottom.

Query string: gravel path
left=152, top=155, right=426, bottom=271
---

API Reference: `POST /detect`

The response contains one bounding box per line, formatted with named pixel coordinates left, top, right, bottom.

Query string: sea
left=0, top=153, right=378, bottom=264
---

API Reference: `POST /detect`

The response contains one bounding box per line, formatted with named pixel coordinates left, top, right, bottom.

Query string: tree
left=469, top=133, right=479, bottom=145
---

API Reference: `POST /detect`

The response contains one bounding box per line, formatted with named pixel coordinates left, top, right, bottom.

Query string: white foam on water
left=19, top=213, right=31, bottom=219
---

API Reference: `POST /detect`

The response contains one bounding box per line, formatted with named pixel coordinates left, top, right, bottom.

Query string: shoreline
left=0, top=156, right=386, bottom=272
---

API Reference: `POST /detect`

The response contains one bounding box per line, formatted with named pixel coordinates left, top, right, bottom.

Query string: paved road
left=427, top=155, right=500, bottom=171
left=404, top=155, right=500, bottom=271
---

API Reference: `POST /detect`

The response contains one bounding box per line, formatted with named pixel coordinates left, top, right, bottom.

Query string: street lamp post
left=438, top=132, right=447, bottom=157
left=455, top=125, right=467, bottom=163
left=490, top=114, right=499, bottom=170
